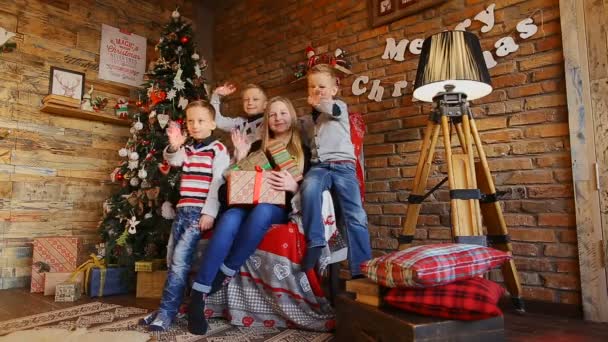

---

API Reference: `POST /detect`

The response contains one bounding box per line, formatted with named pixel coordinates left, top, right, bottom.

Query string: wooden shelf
left=40, top=103, right=130, bottom=126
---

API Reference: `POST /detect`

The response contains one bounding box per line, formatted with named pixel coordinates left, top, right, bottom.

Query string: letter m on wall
left=382, top=38, right=409, bottom=62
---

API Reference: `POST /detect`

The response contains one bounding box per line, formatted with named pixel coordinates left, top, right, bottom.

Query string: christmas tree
left=99, top=8, right=209, bottom=266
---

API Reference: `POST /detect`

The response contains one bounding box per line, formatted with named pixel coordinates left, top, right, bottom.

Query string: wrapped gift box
left=0, top=246, right=32, bottom=290
left=267, top=141, right=303, bottom=181
left=55, top=281, right=82, bottom=302
left=134, top=259, right=166, bottom=272
left=88, top=266, right=130, bottom=297
left=136, top=270, right=167, bottom=298
left=228, top=170, right=285, bottom=206
left=31, top=237, right=87, bottom=293
left=231, top=150, right=272, bottom=171
left=44, top=272, right=85, bottom=296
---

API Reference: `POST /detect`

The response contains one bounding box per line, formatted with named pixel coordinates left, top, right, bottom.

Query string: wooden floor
left=1, top=288, right=608, bottom=341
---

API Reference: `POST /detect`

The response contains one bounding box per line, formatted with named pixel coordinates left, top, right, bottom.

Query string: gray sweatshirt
left=300, top=99, right=356, bottom=163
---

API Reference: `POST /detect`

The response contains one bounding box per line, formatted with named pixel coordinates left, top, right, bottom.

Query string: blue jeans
left=300, top=162, right=372, bottom=276
left=157, top=206, right=202, bottom=324
left=192, top=203, right=288, bottom=293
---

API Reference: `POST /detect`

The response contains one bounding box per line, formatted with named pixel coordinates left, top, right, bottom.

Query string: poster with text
left=99, top=24, right=146, bottom=87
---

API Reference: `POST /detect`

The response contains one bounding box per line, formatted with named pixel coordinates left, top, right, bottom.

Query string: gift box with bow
left=228, top=166, right=285, bottom=206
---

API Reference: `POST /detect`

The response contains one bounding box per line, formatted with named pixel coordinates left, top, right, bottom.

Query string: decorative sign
left=368, top=0, right=448, bottom=28
left=99, top=24, right=146, bottom=87
left=354, top=3, right=540, bottom=102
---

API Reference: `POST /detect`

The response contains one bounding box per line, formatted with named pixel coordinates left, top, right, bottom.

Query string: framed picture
left=368, top=0, right=447, bottom=28
left=48, top=66, right=85, bottom=101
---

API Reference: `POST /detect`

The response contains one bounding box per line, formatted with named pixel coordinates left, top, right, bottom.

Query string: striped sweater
left=163, top=138, right=230, bottom=218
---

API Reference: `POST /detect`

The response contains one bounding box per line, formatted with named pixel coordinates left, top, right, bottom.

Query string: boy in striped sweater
left=144, top=100, right=230, bottom=332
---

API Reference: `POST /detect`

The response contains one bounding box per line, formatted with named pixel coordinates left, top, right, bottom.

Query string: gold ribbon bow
left=69, top=254, right=106, bottom=297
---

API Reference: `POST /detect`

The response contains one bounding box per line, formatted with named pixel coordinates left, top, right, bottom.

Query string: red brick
left=367, top=167, right=400, bottom=180
left=527, top=185, right=573, bottom=198
left=519, top=51, right=564, bottom=71
left=536, top=154, right=571, bottom=168
left=396, top=141, right=422, bottom=153
left=368, top=119, right=402, bottom=133
left=515, top=258, right=554, bottom=272
left=507, top=83, right=544, bottom=98
left=428, top=228, right=452, bottom=240
left=475, top=117, right=508, bottom=131
left=524, top=123, right=569, bottom=138
left=521, top=200, right=574, bottom=213
left=400, top=166, right=418, bottom=178
left=512, top=242, right=541, bottom=256
left=541, top=273, right=579, bottom=291
left=538, top=213, right=576, bottom=227
left=555, top=260, right=579, bottom=273
left=364, top=144, right=395, bottom=156
left=365, top=157, right=388, bottom=168
left=418, top=215, right=440, bottom=226
left=489, top=61, right=517, bottom=77
left=510, top=228, right=556, bottom=242
left=558, top=291, right=581, bottom=305
left=488, top=158, right=534, bottom=171
left=402, top=116, right=428, bottom=128
left=558, top=230, right=577, bottom=243
left=386, top=129, right=421, bottom=142
left=492, top=73, right=527, bottom=89
left=365, top=204, right=382, bottom=215
left=480, top=129, right=523, bottom=143
left=484, top=144, right=510, bottom=157
left=389, top=179, right=413, bottom=191
left=532, top=65, right=564, bottom=81
left=524, top=95, right=567, bottom=110
left=511, top=140, right=564, bottom=154
left=383, top=204, right=407, bottom=215
left=535, top=35, right=562, bottom=52
left=554, top=169, right=573, bottom=182
left=388, top=155, right=420, bottom=166
left=504, top=214, right=536, bottom=226
left=522, top=286, right=556, bottom=302
left=364, top=133, right=385, bottom=145
left=544, top=243, right=578, bottom=258
left=367, top=181, right=390, bottom=192
left=499, top=170, right=554, bottom=185
left=509, top=110, right=556, bottom=126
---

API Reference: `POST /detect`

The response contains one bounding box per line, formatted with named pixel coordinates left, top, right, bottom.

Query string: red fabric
left=384, top=277, right=505, bottom=320
left=361, top=243, right=511, bottom=288
left=253, top=166, right=263, bottom=204
left=349, top=112, right=365, bottom=203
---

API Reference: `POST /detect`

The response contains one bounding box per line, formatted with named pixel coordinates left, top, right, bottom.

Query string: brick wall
left=212, top=0, right=577, bottom=304
left=0, top=0, right=195, bottom=245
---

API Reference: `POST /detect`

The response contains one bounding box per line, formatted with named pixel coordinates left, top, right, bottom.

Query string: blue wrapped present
left=88, top=266, right=130, bottom=297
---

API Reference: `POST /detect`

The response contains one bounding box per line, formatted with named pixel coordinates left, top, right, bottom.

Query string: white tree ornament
left=129, top=152, right=139, bottom=161
left=483, top=51, right=498, bottom=69
left=455, top=19, right=471, bottom=31
left=157, top=114, right=170, bottom=128
left=127, top=216, right=141, bottom=234
left=352, top=76, right=369, bottom=96
left=495, top=37, right=519, bottom=57
left=474, top=4, right=496, bottom=33
left=194, top=64, right=202, bottom=78
left=138, top=169, right=148, bottom=179
left=128, top=160, right=139, bottom=170
left=516, top=18, right=538, bottom=39
left=167, top=89, right=177, bottom=100
left=392, top=80, right=409, bottom=97
left=367, top=80, right=384, bottom=102
left=178, top=96, right=189, bottom=109
left=118, top=148, right=128, bottom=157
left=134, top=121, right=143, bottom=131
left=129, top=177, right=140, bottom=187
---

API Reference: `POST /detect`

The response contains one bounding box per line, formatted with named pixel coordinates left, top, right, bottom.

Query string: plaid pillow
left=384, top=277, right=505, bottom=320
left=360, top=243, right=510, bottom=288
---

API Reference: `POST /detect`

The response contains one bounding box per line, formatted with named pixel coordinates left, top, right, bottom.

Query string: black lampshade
left=413, top=30, right=492, bottom=102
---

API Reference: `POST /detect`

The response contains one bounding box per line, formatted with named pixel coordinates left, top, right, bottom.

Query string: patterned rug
left=0, top=302, right=335, bottom=341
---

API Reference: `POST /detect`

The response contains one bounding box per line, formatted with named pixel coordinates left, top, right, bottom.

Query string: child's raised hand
left=199, top=214, right=215, bottom=231
left=167, top=121, right=186, bottom=151
left=214, top=82, right=237, bottom=97
left=231, top=129, right=251, bottom=161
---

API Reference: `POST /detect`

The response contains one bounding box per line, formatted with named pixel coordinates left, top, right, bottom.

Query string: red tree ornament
left=116, top=172, right=124, bottom=181
left=180, top=36, right=189, bottom=44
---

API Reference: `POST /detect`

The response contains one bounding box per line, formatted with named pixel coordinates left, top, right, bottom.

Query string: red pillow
left=384, top=277, right=504, bottom=320
left=360, top=243, right=511, bottom=288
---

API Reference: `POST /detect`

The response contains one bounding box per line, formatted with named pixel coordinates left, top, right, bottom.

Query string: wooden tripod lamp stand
left=399, top=31, right=525, bottom=313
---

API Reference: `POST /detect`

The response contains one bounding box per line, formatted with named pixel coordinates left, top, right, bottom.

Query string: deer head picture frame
left=49, top=66, right=85, bottom=101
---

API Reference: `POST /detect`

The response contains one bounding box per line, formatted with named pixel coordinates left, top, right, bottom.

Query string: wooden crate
left=336, top=294, right=504, bottom=342
left=0, top=246, right=33, bottom=290
left=136, top=270, right=167, bottom=298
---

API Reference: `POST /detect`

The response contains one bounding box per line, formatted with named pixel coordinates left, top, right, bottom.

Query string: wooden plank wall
left=0, top=0, right=194, bottom=247
left=560, top=0, right=608, bottom=321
